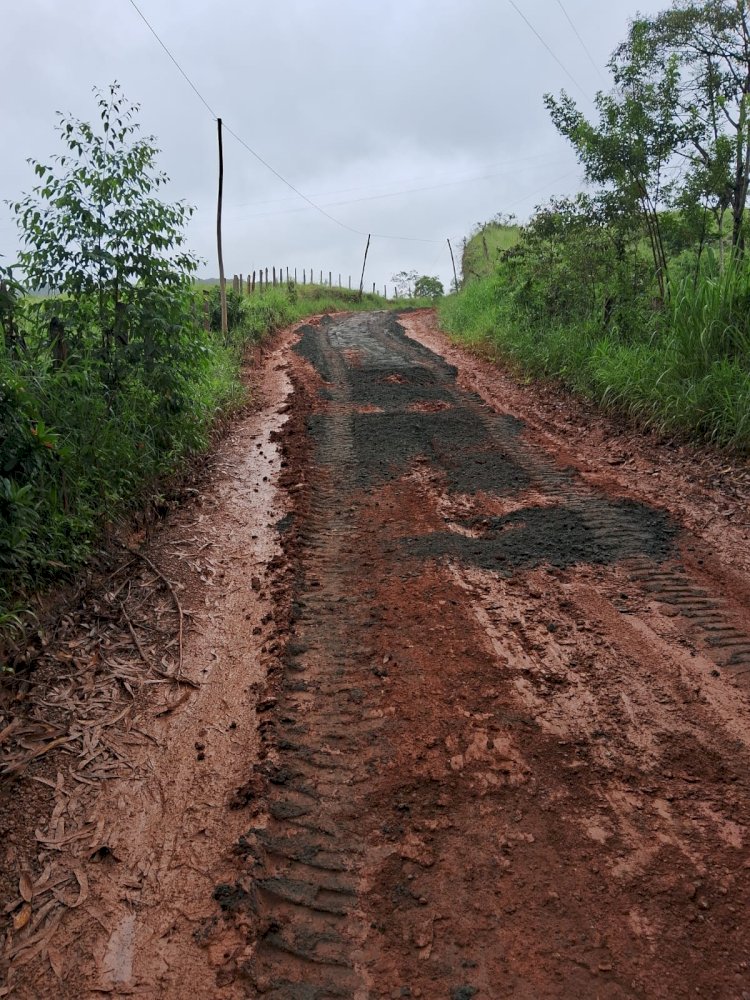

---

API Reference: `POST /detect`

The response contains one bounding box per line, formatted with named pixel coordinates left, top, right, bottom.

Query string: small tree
left=392, top=269, right=419, bottom=297
left=11, top=83, right=199, bottom=367
left=413, top=275, right=444, bottom=300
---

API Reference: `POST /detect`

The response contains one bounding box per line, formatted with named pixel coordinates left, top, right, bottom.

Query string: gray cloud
left=1, top=0, right=669, bottom=291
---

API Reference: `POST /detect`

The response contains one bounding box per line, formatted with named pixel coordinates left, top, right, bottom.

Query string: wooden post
left=265, top=267, right=269, bottom=285
left=295, top=268, right=297, bottom=282
left=447, top=237, right=459, bottom=292
left=252, top=271, right=256, bottom=293
left=348, top=276, right=351, bottom=290
left=329, top=271, right=332, bottom=287
left=303, top=269, right=306, bottom=285
left=286, top=266, right=289, bottom=282
left=272, top=267, right=276, bottom=287
left=49, top=316, right=67, bottom=366
left=358, top=234, right=371, bottom=301
left=216, top=118, right=228, bottom=337
left=384, top=285, right=387, bottom=298
left=233, top=274, right=240, bottom=295
left=372, top=282, right=376, bottom=295
left=320, top=270, right=323, bottom=284
left=246, top=274, right=251, bottom=295
left=239, top=273, right=244, bottom=295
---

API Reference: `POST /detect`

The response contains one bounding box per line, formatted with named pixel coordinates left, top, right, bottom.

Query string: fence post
left=295, top=267, right=297, bottom=282
left=320, top=270, right=323, bottom=284
left=233, top=274, right=239, bottom=295
left=265, top=268, right=269, bottom=286
left=239, top=273, right=244, bottom=296
left=372, top=282, right=375, bottom=295
left=348, top=276, right=351, bottom=290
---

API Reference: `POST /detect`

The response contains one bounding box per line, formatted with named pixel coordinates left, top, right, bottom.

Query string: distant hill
left=461, top=221, right=520, bottom=283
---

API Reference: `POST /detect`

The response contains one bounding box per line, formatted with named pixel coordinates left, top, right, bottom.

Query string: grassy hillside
left=461, top=221, right=520, bottom=283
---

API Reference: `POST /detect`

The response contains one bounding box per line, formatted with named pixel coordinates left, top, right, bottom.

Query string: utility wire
left=507, top=0, right=589, bottom=100
left=555, top=0, right=607, bottom=83
left=226, top=160, right=572, bottom=221
left=126, top=0, right=441, bottom=244
left=127, top=0, right=218, bottom=119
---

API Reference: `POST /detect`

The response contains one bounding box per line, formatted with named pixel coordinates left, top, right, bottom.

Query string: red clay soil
left=2, top=310, right=750, bottom=999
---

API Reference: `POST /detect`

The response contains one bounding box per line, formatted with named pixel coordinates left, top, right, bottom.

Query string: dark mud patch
left=405, top=500, right=676, bottom=574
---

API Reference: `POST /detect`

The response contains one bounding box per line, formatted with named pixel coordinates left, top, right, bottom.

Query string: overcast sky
left=1, top=0, right=669, bottom=293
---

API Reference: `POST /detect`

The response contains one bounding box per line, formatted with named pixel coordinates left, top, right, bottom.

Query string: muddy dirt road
left=4, top=310, right=750, bottom=998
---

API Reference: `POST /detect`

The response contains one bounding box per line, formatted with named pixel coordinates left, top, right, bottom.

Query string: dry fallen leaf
left=48, top=945, right=64, bottom=979
left=19, top=873, right=33, bottom=903
left=13, top=902, right=32, bottom=931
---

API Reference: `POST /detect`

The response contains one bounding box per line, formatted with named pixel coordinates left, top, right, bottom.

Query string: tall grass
left=440, top=263, right=750, bottom=452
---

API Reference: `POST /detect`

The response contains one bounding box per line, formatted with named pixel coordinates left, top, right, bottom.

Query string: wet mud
left=6, top=310, right=750, bottom=999
left=228, top=312, right=750, bottom=998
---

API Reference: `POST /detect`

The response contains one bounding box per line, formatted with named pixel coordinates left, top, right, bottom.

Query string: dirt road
left=3, top=310, right=750, bottom=998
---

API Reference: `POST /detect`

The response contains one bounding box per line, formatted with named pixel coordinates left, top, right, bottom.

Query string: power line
left=126, top=0, right=441, bottom=244
left=555, top=0, right=607, bottom=84
left=225, top=160, right=572, bottom=221
left=507, top=0, right=589, bottom=100
left=229, top=151, right=558, bottom=210
left=126, top=0, right=217, bottom=119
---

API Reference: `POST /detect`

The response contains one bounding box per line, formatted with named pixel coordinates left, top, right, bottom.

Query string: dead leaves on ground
left=0, top=548, right=195, bottom=992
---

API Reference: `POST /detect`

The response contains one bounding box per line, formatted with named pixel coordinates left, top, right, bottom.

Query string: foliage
left=413, top=275, right=444, bottom=300
left=11, top=83, right=199, bottom=369
left=438, top=0, right=750, bottom=453
left=392, top=270, right=419, bottom=297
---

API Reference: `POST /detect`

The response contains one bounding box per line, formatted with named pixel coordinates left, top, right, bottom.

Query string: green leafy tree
left=545, top=43, right=683, bottom=299
left=413, top=275, right=444, bottom=300
left=619, top=1, right=750, bottom=255
left=11, top=83, right=199, bottom=366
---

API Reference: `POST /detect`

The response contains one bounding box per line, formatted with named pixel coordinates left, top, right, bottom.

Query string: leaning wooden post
left=216, top=118, right=228, bottom=337
left=447, top=237, right=459, bottom=292
left=358, top=235, right=371, bottom=301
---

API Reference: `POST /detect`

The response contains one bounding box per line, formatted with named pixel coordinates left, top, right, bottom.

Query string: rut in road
left=229, top=312, right=750, bottom=998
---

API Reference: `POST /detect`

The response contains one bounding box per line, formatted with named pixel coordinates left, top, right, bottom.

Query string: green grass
left=439, top=271, right=750, bottom=453
left=461, top=223, right=521, bottom=283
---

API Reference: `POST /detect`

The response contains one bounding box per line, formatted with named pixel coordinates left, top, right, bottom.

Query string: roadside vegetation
left=0, top=85, right=402, bottom=632
left=441, top=0, right=750, bottom=453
